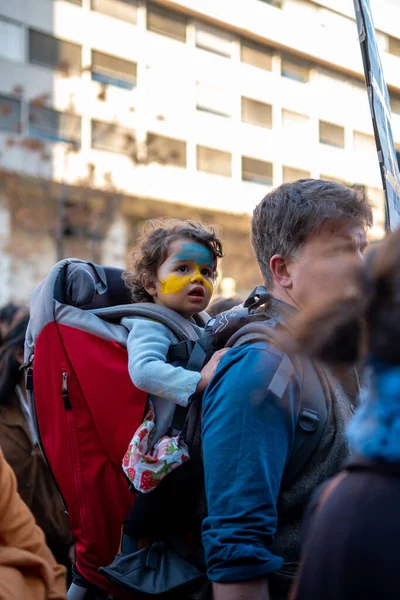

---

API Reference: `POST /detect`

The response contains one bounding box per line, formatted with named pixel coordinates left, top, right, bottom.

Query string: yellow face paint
left=160, top=265, right=213, bottom=296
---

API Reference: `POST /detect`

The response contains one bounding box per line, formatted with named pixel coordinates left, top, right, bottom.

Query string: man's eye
left=178, top=265, right=188, bottom=273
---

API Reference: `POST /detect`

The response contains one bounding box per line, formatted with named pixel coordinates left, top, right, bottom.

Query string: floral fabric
left=122, top=402, right=190, bottom=493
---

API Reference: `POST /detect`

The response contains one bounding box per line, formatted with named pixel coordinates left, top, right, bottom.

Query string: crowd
left=1, top=177, right=400, bottom=600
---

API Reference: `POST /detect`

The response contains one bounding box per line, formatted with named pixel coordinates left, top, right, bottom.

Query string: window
left=353, top=131, right=376, bottom=156
left=281, top=56, right=310, bottom=83
left=282, top=109, right=309, bottom=134
left=91, top=50, right=137, bottom=90
left=0, top=95, right=22, bottom=133
left=0, top=18, right=24, bottom=62
left=240, top=39, right=272, bottom=71
left=147, top=2, right=187, bottom=42
left=390, top=93, right=400, bottom=115
left=51, top=0, right=82, bottom=4
left=319, top=121, right=345, bottom=148
left=29, top=105, right=81, bottom=146
left=242, top=156, right=273, bottom=185
left=197, top=146, right=232, bottom=177
left=196, top=83, right=232, bottom=118
left=283, top=165, right=310, bottom=182
left=241, top=97, right=272, bottom=128
left=29, top=30, right=81, bottom=74
left=258, top=0, right=283, bottom=7
left=388, top=36, right=400, bottom=58
left=147, top=133, right=186, bottom=167
left=320, top=174, right=348, bottom=185
left=91, top=0, right=137, bottom=24
left=92, top=119, right=136, bottom=154
left=195, top=23, right=232, bottom=57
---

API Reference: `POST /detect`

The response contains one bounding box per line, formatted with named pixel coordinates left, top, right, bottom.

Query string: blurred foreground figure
left=0, top=447, right=67, bottom=599
left=0, top=311, right=73, bottom=572
left=291, top=228, right=400, bottom=600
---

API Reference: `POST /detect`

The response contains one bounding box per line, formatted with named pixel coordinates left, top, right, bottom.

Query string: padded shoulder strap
left=90, top=303, right=205, bottom=342
left=281, top=358, right=327, bottom=488
left=226, top=318, right=327, bottom=488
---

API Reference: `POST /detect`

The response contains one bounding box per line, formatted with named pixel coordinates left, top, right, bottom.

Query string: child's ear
left=144, top=279, right=157, bottom=298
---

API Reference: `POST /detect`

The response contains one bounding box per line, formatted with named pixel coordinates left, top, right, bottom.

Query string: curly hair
left=123, top=219, right=224, bottom=303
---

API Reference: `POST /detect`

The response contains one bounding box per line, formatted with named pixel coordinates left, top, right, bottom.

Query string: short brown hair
left=251, top=179, right=373, bottom=289
left=123, top=219, right=223, bottom=303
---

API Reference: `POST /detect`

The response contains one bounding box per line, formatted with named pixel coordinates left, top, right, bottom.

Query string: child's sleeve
left=127, top=318, right=201, bottom=406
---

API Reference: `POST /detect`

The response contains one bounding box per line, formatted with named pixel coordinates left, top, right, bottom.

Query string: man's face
left=286, top=219, right=368, bottom=310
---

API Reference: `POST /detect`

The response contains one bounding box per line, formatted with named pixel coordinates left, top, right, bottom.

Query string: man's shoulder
left=224, top=339, right=295, bottom=367
left=212, top=339, right=302, bottom=393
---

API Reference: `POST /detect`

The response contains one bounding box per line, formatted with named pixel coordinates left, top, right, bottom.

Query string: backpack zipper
left=20, top=353, right=34, bottom=391
left=62, top=370, right=71, bottom=410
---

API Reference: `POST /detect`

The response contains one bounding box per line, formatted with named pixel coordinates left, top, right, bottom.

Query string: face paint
left=172, top=243, right=214, bottom=269
left=160, top=265, right=214, bottom=296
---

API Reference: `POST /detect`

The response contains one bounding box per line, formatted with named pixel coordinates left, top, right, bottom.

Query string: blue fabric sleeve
left=127, top=318, right=201, bottom=406
left=201, top=341, right=302, bottom=583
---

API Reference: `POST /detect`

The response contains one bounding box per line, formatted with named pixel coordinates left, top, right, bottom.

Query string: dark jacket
left=0, top=393, right=72, bottom=549
left=291, top=458, right=400, bottom=600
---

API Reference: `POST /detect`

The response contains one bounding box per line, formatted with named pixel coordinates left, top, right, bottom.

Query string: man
left=201, top=179, right=372, bottom=600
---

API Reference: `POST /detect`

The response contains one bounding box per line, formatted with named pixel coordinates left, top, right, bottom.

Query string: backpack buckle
left=298, top=409, right=319, bottom=433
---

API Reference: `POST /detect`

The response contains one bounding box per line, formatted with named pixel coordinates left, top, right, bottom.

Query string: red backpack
left=24, top=259, right=207, bottom=597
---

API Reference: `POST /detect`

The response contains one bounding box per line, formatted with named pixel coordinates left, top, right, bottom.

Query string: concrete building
left=0, top=0, right=399, bottom=303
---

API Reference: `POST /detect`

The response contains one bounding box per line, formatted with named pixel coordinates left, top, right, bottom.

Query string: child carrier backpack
left=24, top=258, right=208, bottom=598
left=24, top=259, right=327, bottom=599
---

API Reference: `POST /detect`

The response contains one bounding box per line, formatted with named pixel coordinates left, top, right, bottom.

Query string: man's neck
left=270, top=286, right=299, bottom=310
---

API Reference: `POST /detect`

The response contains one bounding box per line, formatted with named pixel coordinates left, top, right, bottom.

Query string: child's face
left=146, top=237, right=215, bottom=318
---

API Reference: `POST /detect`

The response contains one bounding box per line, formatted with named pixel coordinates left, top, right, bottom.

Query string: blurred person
left=0, top=447, right=67, bottom=600
left=0, top=312, right=73, bottom=576
left=290, top=227, right=400, bottom=600
left=0, top=303, right=24, bottom=347
left=201, top=179, right=372, bottom=600
left=207, top=295, right=243, bottom=318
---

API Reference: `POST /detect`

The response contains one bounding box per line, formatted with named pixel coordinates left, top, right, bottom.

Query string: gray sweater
left=122, top=316, right=202, bottom=442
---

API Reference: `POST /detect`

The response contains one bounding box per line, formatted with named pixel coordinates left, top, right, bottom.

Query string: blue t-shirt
left=201, top=341, right=302, bottom=583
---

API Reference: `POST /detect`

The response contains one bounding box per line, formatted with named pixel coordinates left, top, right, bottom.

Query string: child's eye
left=178, top=265, right=188, bottom=273
left=201, top=268, right=212, bottom=278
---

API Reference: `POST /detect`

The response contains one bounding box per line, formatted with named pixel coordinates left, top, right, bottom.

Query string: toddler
left=121, top=219, right=228, bottom=539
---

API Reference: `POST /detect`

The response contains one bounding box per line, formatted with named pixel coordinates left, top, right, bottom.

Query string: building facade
left=0, top=0, right=399, bottom=303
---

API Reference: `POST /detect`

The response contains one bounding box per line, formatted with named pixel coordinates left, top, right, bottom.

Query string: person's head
left=123, top=219, right=223, bottom=318
left=207, top=296, right=243, bottom=318
left=292, top=227, right=400, bottom=367
left=0, top=303, right=24, bottom=348
left=0, top=312, right=29, bottom=406
left=251, top=179, right=373, bottom=310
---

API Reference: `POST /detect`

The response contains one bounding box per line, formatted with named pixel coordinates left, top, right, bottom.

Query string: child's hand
left=196, top=348, right=230, bottom=393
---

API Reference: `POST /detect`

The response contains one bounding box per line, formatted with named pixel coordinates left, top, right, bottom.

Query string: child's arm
left=127, top=318, right=227, bottom=405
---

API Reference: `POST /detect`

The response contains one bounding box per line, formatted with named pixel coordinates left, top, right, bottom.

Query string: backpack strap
left=281, top=358, right=327, bottom=488
left=90, top=303, right=206, bottom=342
left=226, top=319, right=327, bottom=488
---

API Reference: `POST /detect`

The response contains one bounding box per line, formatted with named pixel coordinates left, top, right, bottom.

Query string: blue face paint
left=172, top=243, right=213, bottom=268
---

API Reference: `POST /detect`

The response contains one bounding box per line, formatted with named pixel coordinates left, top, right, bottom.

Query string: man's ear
left=269, top=255, right=293, bottom=289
